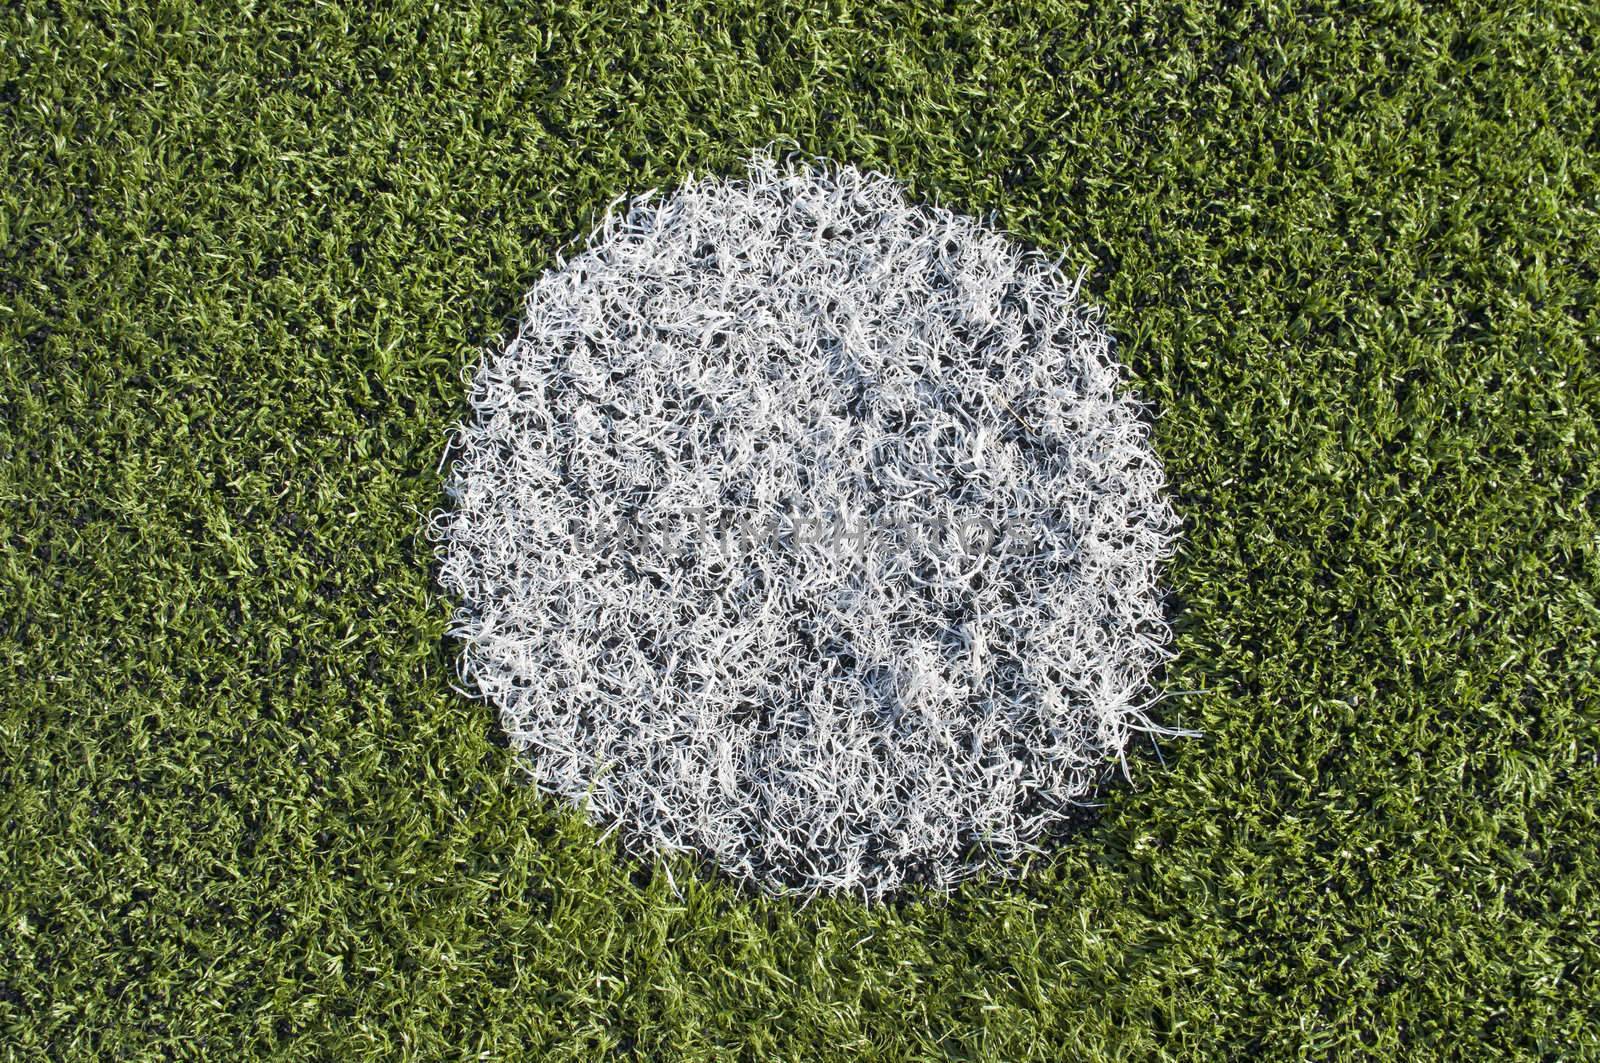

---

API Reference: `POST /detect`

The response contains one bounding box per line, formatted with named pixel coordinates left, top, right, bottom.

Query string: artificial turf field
left=3, top=0, right=1599, bottom=1058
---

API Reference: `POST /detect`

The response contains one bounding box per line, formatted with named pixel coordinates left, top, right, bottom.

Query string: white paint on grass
left=432, top=152, right=1181, bottom=900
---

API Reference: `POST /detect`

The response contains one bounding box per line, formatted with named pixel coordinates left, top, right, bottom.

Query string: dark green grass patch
left=3, top=0, right=1598, bottom=1058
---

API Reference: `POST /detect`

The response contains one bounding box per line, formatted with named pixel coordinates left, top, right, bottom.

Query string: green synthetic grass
left=3, top=0, right=1598, bottom=1057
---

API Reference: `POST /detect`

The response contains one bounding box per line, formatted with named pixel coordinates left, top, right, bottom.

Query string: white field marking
left=432, top=151, right=1182, bottom=901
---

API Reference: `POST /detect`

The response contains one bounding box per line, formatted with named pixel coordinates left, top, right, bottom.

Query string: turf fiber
left=2, top=1, right=1598, bottom=1058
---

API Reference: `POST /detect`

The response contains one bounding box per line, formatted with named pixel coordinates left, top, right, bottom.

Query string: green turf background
left=3, top=0, right=1598, bottom=1058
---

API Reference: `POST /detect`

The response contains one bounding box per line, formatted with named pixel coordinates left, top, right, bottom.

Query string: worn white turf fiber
left=433, top=153, right=1181, bottom=901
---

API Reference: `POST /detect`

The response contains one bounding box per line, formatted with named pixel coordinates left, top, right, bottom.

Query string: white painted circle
left=434, top=154, right=1179, bottom=900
